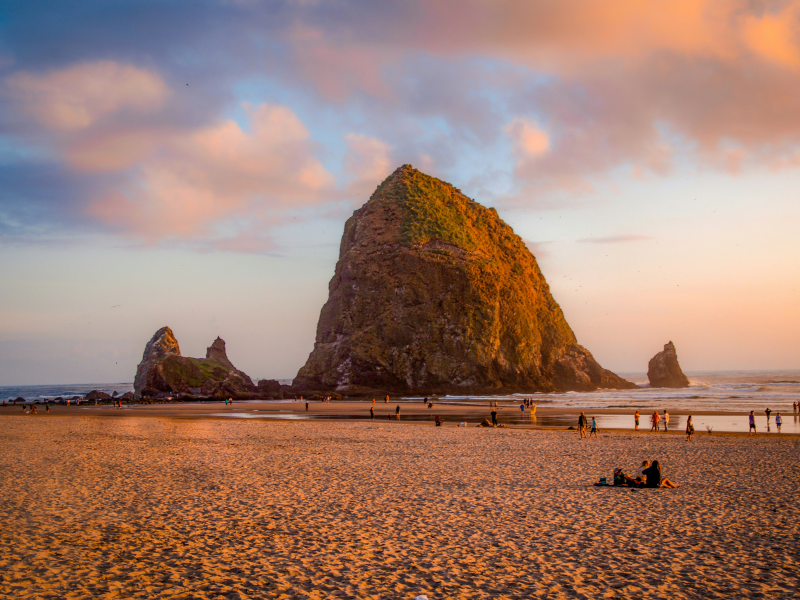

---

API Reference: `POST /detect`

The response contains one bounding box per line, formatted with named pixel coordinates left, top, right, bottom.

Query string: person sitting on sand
left=613, top=468, right=636, bottom=487
left=642, top=460, right=678, bottom=488
left=635, top=460, right=649, bottom=485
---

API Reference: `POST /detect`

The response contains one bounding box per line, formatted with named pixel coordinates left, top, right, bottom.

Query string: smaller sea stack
left=134, top=327, right=257, bottom=398
left=647, top=341, right=690, bottom=388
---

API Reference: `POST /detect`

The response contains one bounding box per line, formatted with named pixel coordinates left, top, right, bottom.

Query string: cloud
left=343, top=133, right=393, bottom=195
left=280, top=1, right=800, bottom=190
left=577, top=235, right=652, bottom=244
left=87, top=102, right=335, bottom=240
left=4, top=1, right=800, bottom=247
left=4, top=61, right=168, bottom=130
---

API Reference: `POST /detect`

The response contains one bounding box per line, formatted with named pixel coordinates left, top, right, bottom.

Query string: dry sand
left=1, top=414, right=798, bottom=599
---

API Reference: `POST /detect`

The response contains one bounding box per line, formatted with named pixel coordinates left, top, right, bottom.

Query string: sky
left=1, top=0, right=799, bottom=385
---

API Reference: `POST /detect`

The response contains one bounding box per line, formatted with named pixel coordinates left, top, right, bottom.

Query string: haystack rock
left=293, top=165, right=636, bottom=395
left=133, top=327, right=257, bottom=398
left=647, top=341, right=690, bottom=388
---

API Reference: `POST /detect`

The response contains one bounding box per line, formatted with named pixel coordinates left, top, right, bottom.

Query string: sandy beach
left=1, top=413, right=798, bottom=599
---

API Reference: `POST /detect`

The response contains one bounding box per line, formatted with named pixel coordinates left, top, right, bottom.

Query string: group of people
left=577, top=412, right=598, bottom=438
left=748, top=408, right=785, bottom=434
left=368, top=404, right=402, bottom=420
left=611, top=460, right=679, bottom=488
left=634, top=409, right=671, bottom=432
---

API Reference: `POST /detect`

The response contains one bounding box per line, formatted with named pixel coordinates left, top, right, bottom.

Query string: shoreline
left=4, top=401, right=800, bottom=437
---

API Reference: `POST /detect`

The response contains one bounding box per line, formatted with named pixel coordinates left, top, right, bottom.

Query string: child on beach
left=775, top=413, right=782, bottom=433
left=590, top=417, right=598, bottom=438
left=635, top=460, right=649, bottom=484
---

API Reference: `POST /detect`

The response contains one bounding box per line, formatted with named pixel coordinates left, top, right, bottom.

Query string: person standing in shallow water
left=395, top=405, right=400, bottom=419
left=749, top=410, right=757, bottom=434
left=663, top=410, right=669, bottom=432
left=775, top=412, right=782, bottom=432
left=634, top=411, right=640, bottom=431
left=686, top=416, right=694, bottom=441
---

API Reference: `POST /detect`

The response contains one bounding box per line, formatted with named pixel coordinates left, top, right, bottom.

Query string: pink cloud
left=88, top=102, right=335, bottom=240
left=4, top=61, right=167, bottom=130
left=284, top=1, right=800, bottom=190
left=343, top=133, right=393, bottom=196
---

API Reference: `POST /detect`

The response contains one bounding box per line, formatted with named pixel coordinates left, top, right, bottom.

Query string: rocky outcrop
left=133, top=326, right=180, bottom=393
left=133, top=327, right=258, bottom=398
left=257, top=379, right=282, bottom=394
left=86, top=390, right=112, bottom=401
left=647, top=341, right=690, bottom=388
left=294, top=165, right=636, bottom=395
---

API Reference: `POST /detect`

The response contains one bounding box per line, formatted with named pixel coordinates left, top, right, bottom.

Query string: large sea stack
left=647, top=341, right=690, bottom=388
left=134, top=327, right=257, bottom=398
left=294, top=165, right=636, bottom=395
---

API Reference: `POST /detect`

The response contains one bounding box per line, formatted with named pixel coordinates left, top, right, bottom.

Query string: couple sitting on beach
left=612, top=460, right=679, bottom=488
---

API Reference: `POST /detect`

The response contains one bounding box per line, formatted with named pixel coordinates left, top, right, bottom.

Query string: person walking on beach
left=775, top=412, right=782, bottom=432
left=578, top=412, right=588, bottom=438
left=491, top=408, right=498, bottom=427
left=589, top=417, right=598, bottom=439
left=765, top=407, right=771, bottom=423
left=663, top=410, right=669, bottom=432
left=385, top=395, right=389, bottom=404
left=749, top=410, right=757, bottom=434
left=305, top=401, right=309, bottom=411
left=370, top=406, right=374, bottom=420
left=395, top=405, right=400, bottom=419
left=634, top=411, right=640, bottom=431
left=686, top=416, right=694, bottom=441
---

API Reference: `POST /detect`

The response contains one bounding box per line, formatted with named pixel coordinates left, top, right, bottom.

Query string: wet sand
left=1, top=414, right=799, bottom=599
left=8, top=400, right=800, bottom=435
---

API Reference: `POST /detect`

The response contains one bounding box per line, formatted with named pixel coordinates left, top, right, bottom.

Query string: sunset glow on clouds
left=1, top=0, right=799, bottom=382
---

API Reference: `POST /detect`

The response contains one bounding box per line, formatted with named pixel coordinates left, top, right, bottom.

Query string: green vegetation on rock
left=294, top=165, right=636, bottom=394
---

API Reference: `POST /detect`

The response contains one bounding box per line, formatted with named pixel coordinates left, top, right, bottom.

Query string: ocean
left=2, top=371, right=799, bottom=412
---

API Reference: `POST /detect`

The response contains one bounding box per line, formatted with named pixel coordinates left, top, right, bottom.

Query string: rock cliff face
left=647, top=341, right=690, bottom=388
left=294, top=165, right=636, bottom=395
left=134, top=327, right=257, bottom=398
